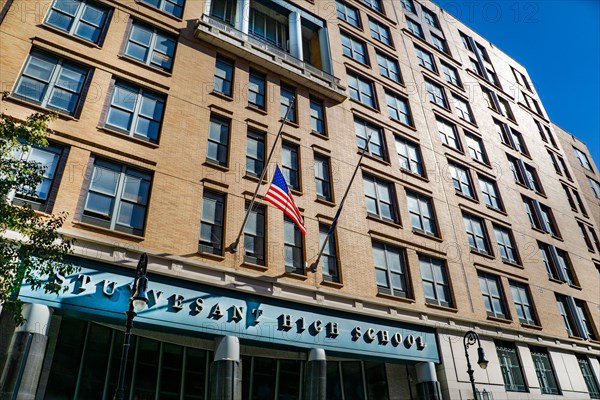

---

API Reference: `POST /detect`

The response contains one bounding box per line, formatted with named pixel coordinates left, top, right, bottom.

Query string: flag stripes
left=264, top=166, right=306, bottom=234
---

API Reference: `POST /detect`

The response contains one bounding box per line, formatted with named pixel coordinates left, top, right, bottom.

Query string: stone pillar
left=209, top=336, right=241, bottom=400
left=239, top=0, right=250, bottom=34
left=203, top=0, right=212, bottom=16
left=318, top=28, right=332, bottom=74
left=0, top=304, right=53, bottom=400
left=303, top=348, right=326, bottom=400
left=415, top=362, right=442, bottom=400
left=288, top=11, right=303, bottom=60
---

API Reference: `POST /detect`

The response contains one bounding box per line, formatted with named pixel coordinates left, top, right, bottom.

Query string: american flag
left=264, top=165, right=306, bottom=234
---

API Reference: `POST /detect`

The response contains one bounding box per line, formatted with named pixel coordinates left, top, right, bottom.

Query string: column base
left=417, top=381, right=442, bottom=400
left=209, top=360, right=241, bottom=400
left=0, top=332, right=48, bottom=400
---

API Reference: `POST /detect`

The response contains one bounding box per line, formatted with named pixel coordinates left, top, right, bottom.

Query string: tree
left=0, top=112, right=76, bottom=325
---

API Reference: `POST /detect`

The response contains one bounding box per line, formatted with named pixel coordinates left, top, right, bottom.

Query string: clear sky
left=432, top=0, right=600, bottom=163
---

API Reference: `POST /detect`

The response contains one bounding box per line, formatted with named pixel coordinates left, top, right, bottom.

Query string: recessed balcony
left=195, top=12, right=347, bottom=102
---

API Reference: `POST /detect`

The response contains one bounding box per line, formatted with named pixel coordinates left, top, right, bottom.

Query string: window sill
left=551, top=234, right=564, bottom=242
left=441, top=142, right=464, bottom=155
left=485, top=205, right=507, bottom=215
left=97, top=126, right=160, bottom=148
left=548, top=277, right=565, bottom=285
left=73, top=221, right=144, bottom=240
left=310, top=130, right=328, bottom=139
left=337, top=18, right=364, bottom=33
left=320, top=279, right=344, bottom=288
left=289, top=188, right=303, bottom=197
left=283, top=271, right=308, bottom=281
left=241, top=261, right=268, bottom=272
left=5, top=95, right=78, bottom=121
left=360, top=151, right=390, bottom=166
left=520, top=323, right=543, bottom=330
left=424, top=302, right=458, bottom=313
left=376, top=292, right=415, bottom=304
left=412, top=229, right=443, bottom=242
left=399, top=168, right=429, bottom=182
left=243, top=174, right=267, bottom=184
left=455, top=191, right=479, bottom=204
left=470, top=249, right=495, bottom=260
left=117, top=54, right=173, bottom=77
left=197, top=251, right=225, bottom=261
left=487, top=316, right=512, bottom=324
left=38, top=23, right=102, bottom=48
left=568, top=283, right=582, bottom=290
left=366, top=214, right=401, bottom=229
left=209, top=90, right=234, bottom=101
left=501, top=259, right=524, bottom=269
left=315, top=198, right=336, bottom=207
left=202, top=160, right=229, bottom=172
left=348, top=97, right=380, bottom=114
left=246, top=105, right=268, bottom=115
left=281, top=119, right=300, bottom=129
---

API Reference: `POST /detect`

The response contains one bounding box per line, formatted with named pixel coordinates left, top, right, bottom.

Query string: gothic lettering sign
left=18, top=257, right=439, bottom=363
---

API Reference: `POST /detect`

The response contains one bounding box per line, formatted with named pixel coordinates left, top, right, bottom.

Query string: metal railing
left=199, top=14, right=342, bottom=88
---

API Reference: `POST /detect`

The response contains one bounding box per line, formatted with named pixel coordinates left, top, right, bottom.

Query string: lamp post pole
left=114, top=253, right=150, bottom=400
left=463, top=330, right=489, bottom=400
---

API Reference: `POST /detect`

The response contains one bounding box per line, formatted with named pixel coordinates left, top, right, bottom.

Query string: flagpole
left=230, top=99, right=295, bottom=253
left=310, top=133, right=372, bottom=272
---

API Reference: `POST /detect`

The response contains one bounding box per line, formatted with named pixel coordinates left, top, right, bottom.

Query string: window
left=248, top=7, right=288, bottom=50
left=509, top=128, right=528, bottom=155
left=507, top=155, right=526, bottom=185
left=105, top=80, right=165, bottom=142
left=524, top=164, right=543, bottom=194
left=13, top=51, right=91, bottom=116
left=487, top=68, right=500, bottom=87
left=347, top=71, right=376, bottom=108
left=464, top=214, right=490, bottom=254
left=314, top=154, right=332, bottom=201
left=140, top=0, right=184, bottom=18
left=376, top=52, right=401, bottom=82
left=441, top=62, right=461, bottom=87
left=479, top=273, right=506, bottom=318
left=538, top=243, right=555, bottom=279
left=248, top=69, right=266, bottom=109
left=494, top=225, right=519, bottom=264
left=363, top=175, right=396, bottom=222
left=579, top=222, right=594, bottom=251
left=510, top=282, right=536, bottom=325
left=471, top=58, right=484, bottom=76
left=460, top=32, right=473, bottom=51
left=246, top=129, right=264, bottom=177
left=430, top=34, right=448, bottom=53
left=422, top=7, right=439, bottom=28
left=573, top=189, right=588, bottom=215
left=372, top=242, right=408, bottom=297
left=496, top=341, right=527, bottom=392
left=341, top=32, right=368, bottom=64
left=406, top=191, right=437, bottom=236
left=385, top=91, right=412, bottom=125
left=419, top=256, right=451, bottom=307
left=556, top=294, right=576, bottom=336
left=523, top=197, right=541, bottom=230
left=281, top=142, right=300, bottom=191
left=452, top=95, right=475, bottom=123
left=512, top=67, right=532, bottom=91
left=369, top=18, right=392, bottom=46
left=242, top=203, right=267, bottom=268
left=540, top=205, right=559, bottom=237
left=555, top=249, right=574, bottom=284
left=210, top=55, right=234, bottom=96
left=588, top=177, right=600, bottom=198
left=284, top=216, right=304, bottom=274
left=449, top=163, right=474, bottom=198
left=575, top=300, right=597, bottom=340
left=498, top=97, right=514, bottom=120
left=354, top=118, right=385, bottom=159
left=574, top=147, right=593, bottom=171
left=539, top=243, right=575, bottom=283
left=8, top=143, right=64, bottom=211
left=577, top=355, right=600, bottom=399
left=476, top=43, right=490, bottom=62
left=309, top=97, right=325, bottom=135
left=125, top=21, right=176, bottom=71
left=479, top=176, right=502, bottom=211
left=524, top=93, right=543, bottom=115
left=45, top=0, right=110, bottom=44
left=406, top=18, right=423, bottom=38
left=494, top=119, right=511, bottom=144
left=280, top=83, right=297, bottom=123
left=82, top=158, right=151, bottom=236
left=465, top=134, right=487, bottom=163
left=436, top=118, right=460, bottom=150
left=530, top=348, right=560, bottom=394
left=210, top=0, right=234, bottom=23
left=400, top=0, right=415, bottom=13
left=395, top=136, right=423, bottom=176
left=336, top=0, right=360, bottom=27
left=415, top=46, right=436, bottom=72
left=588, top=226, right=600, bottom=253
left=363, top=0, right=383, bottom=13
left=548, top=151, right=572, bottom=179
left=320, top=225, right=339, bottom=282
left=425, top=79, right=447, bottom=107
left=199, top=190, right=225, bottom=255
left=206, top=115, right=230, bottom=166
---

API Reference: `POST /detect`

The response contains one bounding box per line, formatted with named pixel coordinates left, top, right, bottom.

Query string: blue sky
left=432, top=0, right=600, bottom=163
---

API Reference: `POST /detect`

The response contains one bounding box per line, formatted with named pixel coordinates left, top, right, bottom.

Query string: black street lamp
left=114, top=253, right=149, bottom=400
left=463, top=330, right=489, bottom=400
